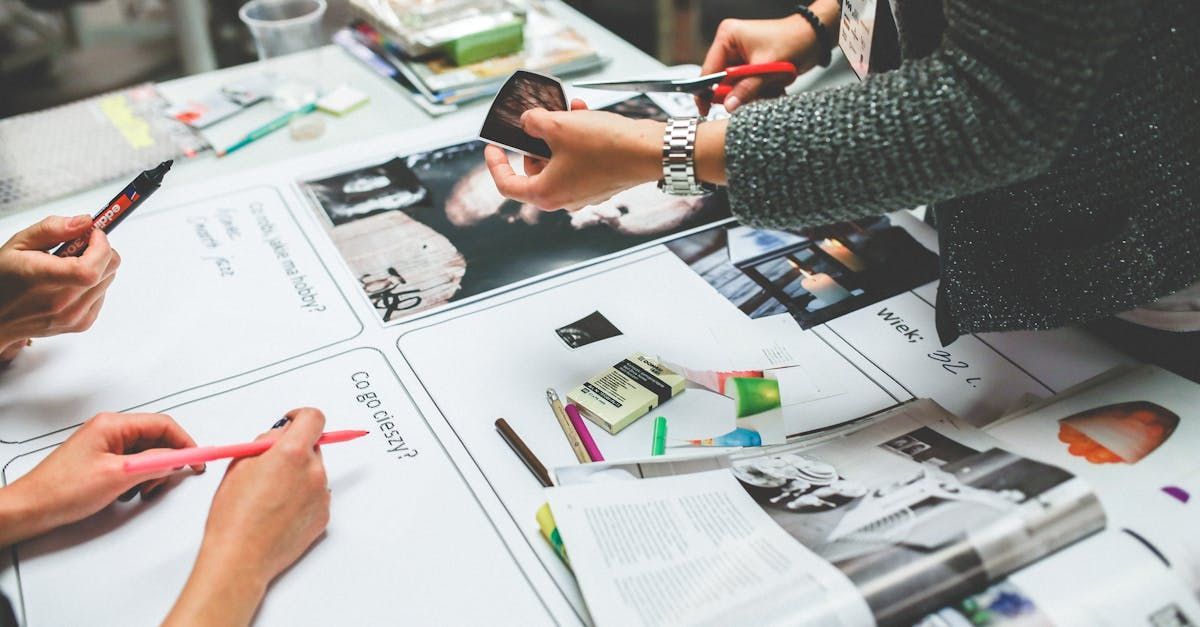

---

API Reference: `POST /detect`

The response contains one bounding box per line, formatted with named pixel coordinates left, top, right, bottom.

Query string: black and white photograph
left=729, top=426, right=1104, bottom=625
left=555, top=310, right=623, bottom=349
left=664, top=216, right=941, bottom=328
left=478, top=70, right=567, bottom=158
left=300, top=96, right=730, bottom=324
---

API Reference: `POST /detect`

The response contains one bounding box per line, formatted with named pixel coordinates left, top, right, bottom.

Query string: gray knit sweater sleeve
left=725, top=0, right=1146, bottom=228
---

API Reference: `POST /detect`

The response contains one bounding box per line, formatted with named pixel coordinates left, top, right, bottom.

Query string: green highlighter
left=651, top=416, right=667, bottom=456
left=216, top=101, right=317, bottom=157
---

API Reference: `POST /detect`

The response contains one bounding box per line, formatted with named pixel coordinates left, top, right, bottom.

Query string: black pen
left=53, top=160, right=173, bottom=257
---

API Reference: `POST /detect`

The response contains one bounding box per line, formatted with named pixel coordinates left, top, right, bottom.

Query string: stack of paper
left=342, top=4, right=604, bottom=111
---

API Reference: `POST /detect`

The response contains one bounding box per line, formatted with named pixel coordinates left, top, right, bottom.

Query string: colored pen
left=651, top=416, right=667, bottom=456
left=495, top=418, right=553, bottom=488
left=52, top=160, right=173, bottom=257
left=216, top=101, right=317, bottom=157
left=123, top=429, right=369, bottom=474
left=564, top=403, right=603, bottom=462
left=546, top=388, right=589, bottom=464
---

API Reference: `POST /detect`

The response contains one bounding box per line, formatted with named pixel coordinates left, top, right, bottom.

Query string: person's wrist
left=781, top=13, right=818, bottom=67
left=0, top=481, right=55, bottom=546
left=631, top=120, right=667, bottom=185
left=173, top=537, right=269, bottom=624
left=197, top=533, right=272, bottom=593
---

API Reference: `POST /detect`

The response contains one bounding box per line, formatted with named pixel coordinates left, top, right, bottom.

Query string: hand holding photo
left=479, top=70, right=567, bottom=160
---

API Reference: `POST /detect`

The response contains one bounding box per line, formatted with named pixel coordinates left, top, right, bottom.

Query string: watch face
left=478, top=70, right=567, bottom=160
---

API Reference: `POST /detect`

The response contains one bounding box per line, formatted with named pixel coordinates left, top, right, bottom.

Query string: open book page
left=549, top=400, right=1106, bottom=626
left=546, top=469, right=874, bottom=627
left=984, top=365, right=1200, bottom=593
left=918, top=529, right=1200, bottom=626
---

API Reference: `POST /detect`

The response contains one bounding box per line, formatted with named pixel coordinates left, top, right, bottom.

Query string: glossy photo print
left=301, top=96, right=731, bottom=325
left=479, top=70, right=567, bottom=159
left=665, top=216, right=940, bottom=328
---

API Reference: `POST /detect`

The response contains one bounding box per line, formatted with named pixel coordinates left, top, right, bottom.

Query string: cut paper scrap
left=729, top=377, right=787, bottom=445
left=1057, top=401, right=1179, bottom=465
left=657, top=366, right=788, bottom=447
left=1163, top=486, right=1190, bottom=503
left=667, top=363, right=764, bottom=395
left=682, top=427, right=762, bottom=447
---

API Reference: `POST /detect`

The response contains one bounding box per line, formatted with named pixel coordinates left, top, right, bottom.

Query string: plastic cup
left=239, top=0, right=328, bottom=60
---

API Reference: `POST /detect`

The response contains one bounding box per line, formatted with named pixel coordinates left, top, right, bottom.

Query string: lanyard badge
left=839, top=0, right=901, bottom=80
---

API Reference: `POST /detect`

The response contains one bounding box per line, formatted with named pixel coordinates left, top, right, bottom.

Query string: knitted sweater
left=724, top=0, right=1199, bottom=344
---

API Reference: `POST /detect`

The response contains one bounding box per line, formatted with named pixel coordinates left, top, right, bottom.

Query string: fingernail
left=725, top=96, right=740, bottom=112
left=70, top=214, right=91, bottom=228
left=117, top=486, right=139, bottom=502
left=271, top=417, right=291, bottom=429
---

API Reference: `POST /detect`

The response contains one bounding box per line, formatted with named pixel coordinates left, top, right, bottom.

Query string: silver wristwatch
left=659, top=117, right=716, bottom=196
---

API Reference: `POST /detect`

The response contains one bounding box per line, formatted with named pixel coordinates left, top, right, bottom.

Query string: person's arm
left=164, top=408, right=331, bottom=627
left=723, top=0, right=1148, bottom=228
left=487, top=0, right=1145, bottom=223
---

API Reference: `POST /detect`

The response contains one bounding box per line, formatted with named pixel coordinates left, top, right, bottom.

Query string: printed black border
left=2, top=347, right=556, bottom=625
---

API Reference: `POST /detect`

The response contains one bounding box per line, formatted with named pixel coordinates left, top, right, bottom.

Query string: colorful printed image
left=1057, top=401, right=1179, bottom=465
left=300, top=96, right=730, bottom=324
left=664, top=217, right=939, bottom=328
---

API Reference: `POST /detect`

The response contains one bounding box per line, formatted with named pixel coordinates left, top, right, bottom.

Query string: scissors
left=573, top=62, right=798, bottom=104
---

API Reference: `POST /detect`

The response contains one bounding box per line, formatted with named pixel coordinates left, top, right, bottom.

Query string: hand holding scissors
left=574, top=61, right=798, bottom=108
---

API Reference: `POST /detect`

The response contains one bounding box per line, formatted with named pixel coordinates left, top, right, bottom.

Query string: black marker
left=53, top=160, right=173, bottom=257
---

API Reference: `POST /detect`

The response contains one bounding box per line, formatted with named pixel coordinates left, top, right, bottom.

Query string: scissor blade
left=573, top=75, right=720, bottom=93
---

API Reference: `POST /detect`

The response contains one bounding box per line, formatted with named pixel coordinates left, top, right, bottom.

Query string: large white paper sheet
left=395, top=251, right=901, bottom=618
left=2, top=349, right=553, bottom=626
left=0, top=185, right=362, bottom=443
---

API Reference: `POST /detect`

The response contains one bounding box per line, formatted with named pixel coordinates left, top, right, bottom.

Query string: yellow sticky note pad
left=317, top=85, right=370, bottom=116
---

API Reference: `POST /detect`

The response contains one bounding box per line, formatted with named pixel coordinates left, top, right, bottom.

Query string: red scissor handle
left=711, top=61, right=799, bottom=103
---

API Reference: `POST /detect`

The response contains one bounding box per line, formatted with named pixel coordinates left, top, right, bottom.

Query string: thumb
left=9, top=215, right=93, bottom=251
left=520, top=108, right=555, bottom=140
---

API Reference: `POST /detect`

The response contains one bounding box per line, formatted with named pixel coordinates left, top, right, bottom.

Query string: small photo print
left=556, top=310, right=623, bottom=349
left=479, top=70, right=567, bottom=159
left=664, top=216, right=940, bottom=328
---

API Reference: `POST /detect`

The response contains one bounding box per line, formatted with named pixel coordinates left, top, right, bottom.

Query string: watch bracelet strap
left=660, top=117, right=716, bottom=196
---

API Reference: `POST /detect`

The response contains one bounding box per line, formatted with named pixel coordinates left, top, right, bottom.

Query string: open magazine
left=546, top=366, right=1200, bottom=626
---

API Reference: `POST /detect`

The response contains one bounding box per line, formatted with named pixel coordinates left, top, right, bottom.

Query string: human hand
left=485, top=99, right=664, bottom=211
left=0, top=215, right=122, bottom=353
left=0, top=412, right=203, bottom=546
left=200, top=407, right=331, bottom=585
left=165, top=408, right=331, bottom=627
left=698, top=14, right=821, bottom=114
